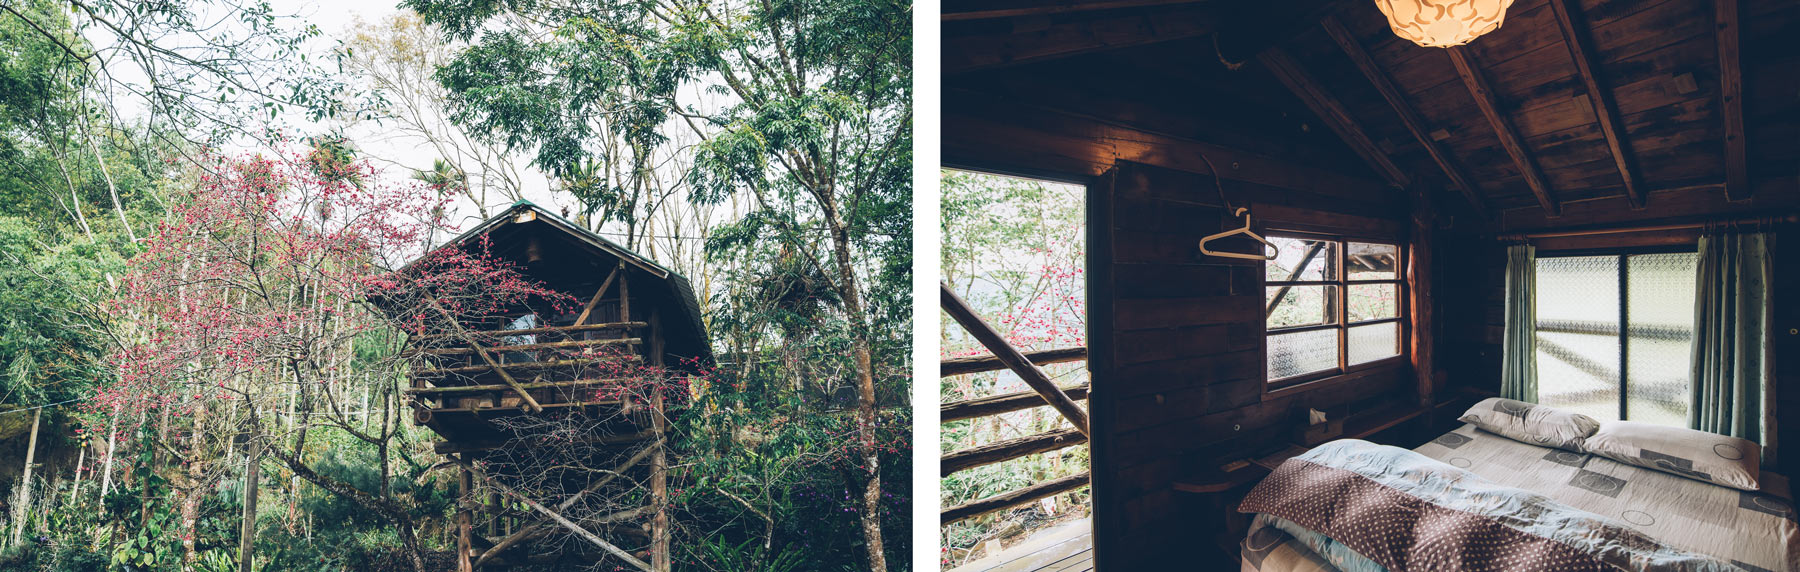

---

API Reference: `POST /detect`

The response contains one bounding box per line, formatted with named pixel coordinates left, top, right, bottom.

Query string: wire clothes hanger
left=1191, top=150, right=1278, bottom=261
left=1199, top=207, right=1278, bottom=260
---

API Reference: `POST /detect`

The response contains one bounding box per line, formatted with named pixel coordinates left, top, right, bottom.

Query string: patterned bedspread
left=1238, top=438, right=1767, bottom=572
left=1416, top=424, right=1798, bottom=571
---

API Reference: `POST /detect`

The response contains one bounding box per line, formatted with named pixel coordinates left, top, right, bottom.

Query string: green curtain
left=1501, top=244, right=1537, bottom=402
left=1689, top=231, right=1771, bottom=443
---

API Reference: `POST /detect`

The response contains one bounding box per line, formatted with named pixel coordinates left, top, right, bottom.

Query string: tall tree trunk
left=12, top=409, right=42, bottom=546
left=239, top=435, right=261, bottom=572
left=822, top=200, right=885, bottom=572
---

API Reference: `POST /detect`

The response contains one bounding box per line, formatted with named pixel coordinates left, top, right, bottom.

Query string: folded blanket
left=1239, top=439, right=1744, bottom=572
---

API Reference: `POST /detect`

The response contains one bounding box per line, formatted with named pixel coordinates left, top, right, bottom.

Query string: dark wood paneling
left=1090, top=161, right=1411, bottom=569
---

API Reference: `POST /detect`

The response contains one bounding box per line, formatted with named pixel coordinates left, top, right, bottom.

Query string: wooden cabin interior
left=942, top=0, right=1797, bottom=568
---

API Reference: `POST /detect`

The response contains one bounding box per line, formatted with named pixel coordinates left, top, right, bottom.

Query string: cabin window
left=1264, top=235, right=1404, bottom=386
left=1534, top=250, right=1698, bottom=425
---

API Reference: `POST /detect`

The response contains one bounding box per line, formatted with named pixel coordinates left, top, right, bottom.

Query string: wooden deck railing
left=940, top=283, right=1092, bottom=526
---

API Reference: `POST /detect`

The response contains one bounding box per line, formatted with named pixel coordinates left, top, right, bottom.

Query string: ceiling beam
left=1321, top=16, right=1488, bottom=218
left=1714, top=0, right=1749, bottom=201
left=1548, top=0, right=1645, bottom=210
left=1258, top=48, right=1411, bottom=190
left=943, top=9, right=1216, bottom=74
left=942, top=0, right=1207, bottom=21
left=1447, top=47, right=1560, bottom=217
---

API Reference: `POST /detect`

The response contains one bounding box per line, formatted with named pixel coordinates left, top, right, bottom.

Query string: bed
left=1240, top=423, right=1800, bottom=572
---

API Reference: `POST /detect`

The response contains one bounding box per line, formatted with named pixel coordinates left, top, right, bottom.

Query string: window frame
left=1534, top=244, right=1698, bottom=422
left=1263, top=231, right=1409, bottom=390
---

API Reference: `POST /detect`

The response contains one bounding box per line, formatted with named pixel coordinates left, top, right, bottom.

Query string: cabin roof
left=408, top=201, right=714, bottom=366
left=944, top=0, right=1798, bottom=231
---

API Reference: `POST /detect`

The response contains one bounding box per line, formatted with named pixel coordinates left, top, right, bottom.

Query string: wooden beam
left=1408, top=186, right=1436, bottom=411
left=407, top=377, right=630, bottom=398
left=942, top=0, right=1206, bottom=21
left=414, top=355, right=640, bottom=377
left=1448, top=47, right=1560, bottom=216
left=941, top=283, right=1092, bottom=436
left=1714, top=0, right=1748, bottom=201
left=943, top=427, right=1087, bottom=476
left=1320, top=16, right=1489, bottom=217
left=942, top=383, right=1090, bottom=423
left=1548, top=0, right=1644, bottom=209
left=1257, top=48, right=1410, bottom=190
left=944, top=9, right=1216, bottom=74
left=941, top=471, right=1090, bottom=525
left=412, top=321, right=645, bottom=342
left=428, top=300, right=543, bottom=413
left=451, top=456, right=652, bottom=572
left=944, top=89, right=1399, bottom=201
left=574, top=265, right=621, bottom=326
left=941, top=346, right=1087, bottom=377
left=434, top=430, right=658, bottom=455
left=414, top=337, right=638, bottom=357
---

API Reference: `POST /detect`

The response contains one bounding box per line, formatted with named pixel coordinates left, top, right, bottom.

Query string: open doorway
left=940, top=169, right=1093, bottom=570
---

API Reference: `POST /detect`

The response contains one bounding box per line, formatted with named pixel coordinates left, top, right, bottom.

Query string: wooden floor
left=948, top=519, right=1093, bottom=572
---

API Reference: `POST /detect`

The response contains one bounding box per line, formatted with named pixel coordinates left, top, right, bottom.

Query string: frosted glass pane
left=1268, top=329, right=1337, bottom=380
left=1266, top=237, right=1335, bottom=281
left=1349, top=322, right=1399, bottom=365
left=1267, top=286, right=1337, bottom=329
left=1348, top=284, right=1397, bottom=322
left=1626, top=253, right=1697, bottom=427
left=1347, top=242, right=1398, bottom=280
left=1536, top=255, right=1620, bottom=422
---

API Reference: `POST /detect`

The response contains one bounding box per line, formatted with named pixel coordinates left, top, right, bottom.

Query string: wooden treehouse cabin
left=944, top=0, right=1796, bottom=569
left=399, top=201, right=710, bottom=571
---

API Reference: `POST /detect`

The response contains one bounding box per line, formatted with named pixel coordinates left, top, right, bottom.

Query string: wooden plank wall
left=1090, top=162, right=1413, bottom=567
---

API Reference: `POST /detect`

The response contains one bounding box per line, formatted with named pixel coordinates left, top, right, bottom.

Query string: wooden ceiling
left=943, top=0, right=1799, bottom=228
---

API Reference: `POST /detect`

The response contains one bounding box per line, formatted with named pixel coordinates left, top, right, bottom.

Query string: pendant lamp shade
left=1374, top=0, right=1516, bottom=48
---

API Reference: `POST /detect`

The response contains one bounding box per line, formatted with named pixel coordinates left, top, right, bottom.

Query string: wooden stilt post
left=649, top=309, right=669, bottom=572
left=457, top=468, right=473, bottom=572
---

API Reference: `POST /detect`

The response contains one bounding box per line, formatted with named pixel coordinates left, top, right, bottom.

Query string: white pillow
left=1456, top=397, right=1598, bottom=451
left=1583, top=420, right=1762, bottom=491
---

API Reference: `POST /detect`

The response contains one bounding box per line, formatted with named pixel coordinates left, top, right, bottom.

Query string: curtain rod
left=1499, top=214, right=1797, bottom=241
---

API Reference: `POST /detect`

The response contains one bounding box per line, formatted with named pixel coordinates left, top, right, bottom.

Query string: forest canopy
left=0, top=0, right=910, bottom=570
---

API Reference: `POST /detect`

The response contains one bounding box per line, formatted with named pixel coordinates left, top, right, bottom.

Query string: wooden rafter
left=942, top=0, right=1206, bottom=21
left=1258, top=48, right=1410, bottom=190
left=1447, top=47, right=1560, bottom=216
left=1548, top=0, right=1644, bottom=209
left=941, top=282, right=1091, bottom=436
left=944, top=9, right=1215, bottom=74
left=1715, top=0, right=1749, bottom=201
left=1320, top=16, right=1489, bottom=217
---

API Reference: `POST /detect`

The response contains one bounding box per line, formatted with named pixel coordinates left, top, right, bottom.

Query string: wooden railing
left=939, top=282, right=1092, bottom=526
